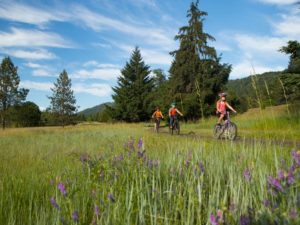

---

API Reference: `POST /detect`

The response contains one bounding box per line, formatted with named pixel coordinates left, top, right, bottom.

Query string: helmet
left=219, top=92, right=227, bottom=97
left=171, top=102, right=176, bottom=107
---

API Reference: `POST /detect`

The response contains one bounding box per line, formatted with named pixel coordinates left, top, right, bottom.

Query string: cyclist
left=168, top=103, right=183, bottom=128
left=152, top=107, right=164, bottom=130
left=216, top=92, right=237, bottom=125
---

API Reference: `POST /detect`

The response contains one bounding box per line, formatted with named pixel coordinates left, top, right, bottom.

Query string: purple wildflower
left=113, top=154, right=124, bottom=162
left=243, top=168, right=251, bottom=182
left=210, top=214, right=219, bottom=225
left=185, top=160, right=190, bottom=168
left=287, top=170, right=295, bottom=185
left=240, top=215, right=250, bottom=225
left=262, top=199, right=270, bottom=207
left=199, top=162, right=205, bottom=173
left=108, top=193, right=115, bottom=203
left=57, top=182, right=67, bottom=197
left=94, top=205, right=100, bottom=216
left=217, top=210, right=224, bottom=223
left=50, top=197, right=59, bottom=209
left=291, top=150, right=300, bottom=166
left=72, top=211, right=79, bottom=223
left=138, top=138, right=143, bottom=150
left=277, top=170, right=285, bottom=180
left=137, top=150, right=145, bottom=159
left=289, top=208, right=297, bottom=219
left=267, top=176, right=283, bottom=192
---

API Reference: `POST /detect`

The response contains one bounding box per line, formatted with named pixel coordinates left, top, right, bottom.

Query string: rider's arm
left=152, top=111, right=156, bottom=118
left=176, top=109, right=183, bottom=116
left=226, top=102, right=237, bottom=113
left=160, top=111, right=164, bottom=118
left=168, top=108, right=171, bottom=116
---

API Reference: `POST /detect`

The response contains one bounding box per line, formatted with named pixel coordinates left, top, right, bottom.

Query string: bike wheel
left=175, top=122, right=180, bottom=135
left=227, top=122, right=237, bottom=140
left=213, top=124, right=223, bottom=139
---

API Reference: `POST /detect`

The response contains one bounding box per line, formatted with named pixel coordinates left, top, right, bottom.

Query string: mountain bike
left=213, top=111, right=237, bottom=140
left=169, top=116, right=180, bottom=135
left=153, top=118, right=162, bottom=133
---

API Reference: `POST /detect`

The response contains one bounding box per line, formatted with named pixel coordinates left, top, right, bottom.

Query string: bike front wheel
left=213, top=124, right=223, bottom=139
left=226, top=122, right=237, bottom=140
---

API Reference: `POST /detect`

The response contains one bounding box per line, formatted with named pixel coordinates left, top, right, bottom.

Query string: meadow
left=0, top=105, right=299, bottom=225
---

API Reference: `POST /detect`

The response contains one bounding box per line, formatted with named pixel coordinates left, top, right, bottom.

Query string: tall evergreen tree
left=0, top=57, right=28, bottom=129
left=48, top=70, right=77, bottom=126
left=110, top=47, right=153, bottom=122
left=169, top=1, right=231, bottom=119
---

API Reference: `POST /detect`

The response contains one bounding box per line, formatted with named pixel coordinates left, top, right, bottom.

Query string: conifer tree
left=0, top=57, right=28, bottom=129
left=110, top=47, right=153, bottom=122
left=169, top=1, right=231, bottom=119
left=48, top=70, right=77, bottom=126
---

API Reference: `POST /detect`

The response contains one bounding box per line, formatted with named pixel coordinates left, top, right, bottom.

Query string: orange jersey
left=153, top=110, right=163, bottom=118
left=217, top=100, right=226, bottom=113
left=170, top=108, right=177, bottom=116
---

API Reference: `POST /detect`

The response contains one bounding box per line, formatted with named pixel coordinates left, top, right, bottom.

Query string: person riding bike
left=216, top=92, right=237, bottom=125
left=152, top=107, right=164, bottom=130
left=168, top=103, right=183, bottom=128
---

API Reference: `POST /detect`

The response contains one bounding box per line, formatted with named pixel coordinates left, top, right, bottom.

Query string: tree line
left=1, top=1, right=300, bottom=127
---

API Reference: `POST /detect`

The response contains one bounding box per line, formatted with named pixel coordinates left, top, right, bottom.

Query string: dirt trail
left=148, top=127, right=300, bottom=148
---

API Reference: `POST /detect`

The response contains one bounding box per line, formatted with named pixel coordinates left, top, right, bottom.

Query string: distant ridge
left=78, top=102, right=113, bottom=116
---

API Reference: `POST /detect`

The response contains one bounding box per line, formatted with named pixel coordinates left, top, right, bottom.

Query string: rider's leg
left=170, top=116, right=174, bottom=128
left=218, top=114, right=224, bottom=124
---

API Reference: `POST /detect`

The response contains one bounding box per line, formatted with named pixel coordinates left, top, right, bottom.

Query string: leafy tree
left=279, top=73, right=300, bottom=103
left=280, top=40, right=300, bottom=74
left=9, top=101, right=41, bottom=127
left=110, top=47, right=153, bottom=122
left=0, top=57, right=28, bottom=129
left=169, top=1, right=231, bottom=119
left=48, top=70, right=77, bottom=127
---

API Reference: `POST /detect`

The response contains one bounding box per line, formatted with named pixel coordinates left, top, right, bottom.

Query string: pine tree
left=48, top=70, right=77, bottom=126
left=0, top=57, right=28, bottom=129
left=110, top=47, right=153, bottom=122
left=280, top=40, right=300, bottom=74
left=169, top=1, right=231, bottom=119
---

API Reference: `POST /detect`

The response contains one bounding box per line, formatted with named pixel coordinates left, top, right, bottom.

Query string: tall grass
left=0, top=121, right=299, bottom=224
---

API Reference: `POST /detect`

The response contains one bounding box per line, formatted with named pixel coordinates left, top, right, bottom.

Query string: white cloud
left=273, top=14, right=300, bottom=38
left=0, top=1, right=68, bottom=26
left=72, top=68, right=120, bottom=80
left=230, top=60, right=285, bottom=79
left=20, top=80, right=53, bottom=91
left=73, top=83, right=112, bottom=97
left=32, top=69, right=54, bottom=77
left=0, top=27, right=72, bottom=48
left=256, top=0, right=299, bottom=5
left=141, top=49, right=172, bottom=65
left=20, top=80, right=112, bottom=97
left=24, top=62, right=44, bottom=69
left=83, top=61, right=120, bottom=69
left=3, top=49, right=56, bottom=60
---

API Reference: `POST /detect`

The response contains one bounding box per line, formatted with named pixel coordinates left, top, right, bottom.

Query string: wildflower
left=199, top=162, right=205, bottom=173
left=267, top=176, right=283, bottom=192
left=50, top=197, right=59, bottom=209
left=94, top=205, right=100, bottom=216
left=291, top=150, right=300, bottom=166
left=185, top=160, right=190, bottom=168
left=262, top=199, right=270, bottom=207
left=80, top=154, right=89, bottom=163
left=289, top=208, right=297, bottom=219
left=57, top=182, right=67, bottom=197
left=277, top=170, right=285, bottom=180
left=243, top=168, right=251, bottom=182
left=108, top=193, right=115, bottom=203
left=113, top=154, right=124, bottom=162
left=137, top=150, right=145, bottom=159
left=210, top=214, right=219, bottom=225
left=217, top=210, right=224, bottom=223
left=287, top=171, right=295, bottom=185
left=72, top=211, right=79, bottom=223
left=138, top=138, right=143, bottom=150
left=240, top=215, right=250, bottom=225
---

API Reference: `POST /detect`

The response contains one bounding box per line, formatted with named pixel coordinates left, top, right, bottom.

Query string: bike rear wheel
left=226, top=122, right=237, bottom=140
left=213, top=124, right=223, bottom=139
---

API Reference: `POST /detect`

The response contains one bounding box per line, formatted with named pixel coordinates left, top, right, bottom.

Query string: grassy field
left=0, top=105, right=299, bottom=225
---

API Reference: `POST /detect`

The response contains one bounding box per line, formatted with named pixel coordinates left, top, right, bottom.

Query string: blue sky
left=0, top=0, right=299, bottom=110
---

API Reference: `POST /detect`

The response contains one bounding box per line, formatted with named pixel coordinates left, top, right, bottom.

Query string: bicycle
left=213, top=111, right=237, bottom=140
left=153, top=118, right=162, bottom=133
left=169, top=116, right=180, bottom=135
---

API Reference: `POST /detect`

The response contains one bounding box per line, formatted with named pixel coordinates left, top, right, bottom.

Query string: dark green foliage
left=168, top=1, right=231, bottom=119
left=280, top=40, right=300, bottom=74
left=0, top=57, right=28, bottom=129
left=9, top=101, right=41, bottom=127
left=110, top=47, right=154, bottom=122
left=48, top=70, right=77, bottom=126
left=280, top=73, right=300, bottom=102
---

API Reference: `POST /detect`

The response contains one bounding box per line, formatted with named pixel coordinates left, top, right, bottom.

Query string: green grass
left=0, top=105, right=299, bottom=225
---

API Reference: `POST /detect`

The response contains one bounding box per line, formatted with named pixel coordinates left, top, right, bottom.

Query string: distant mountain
left=78, top=102, right=113, bottom=116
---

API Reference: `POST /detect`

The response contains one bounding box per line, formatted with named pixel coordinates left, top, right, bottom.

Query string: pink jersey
left=217, top=101, right=226, bottom=113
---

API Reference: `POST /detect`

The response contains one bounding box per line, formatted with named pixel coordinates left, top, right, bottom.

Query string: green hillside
left=78, top=102, right=113, bottom=117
